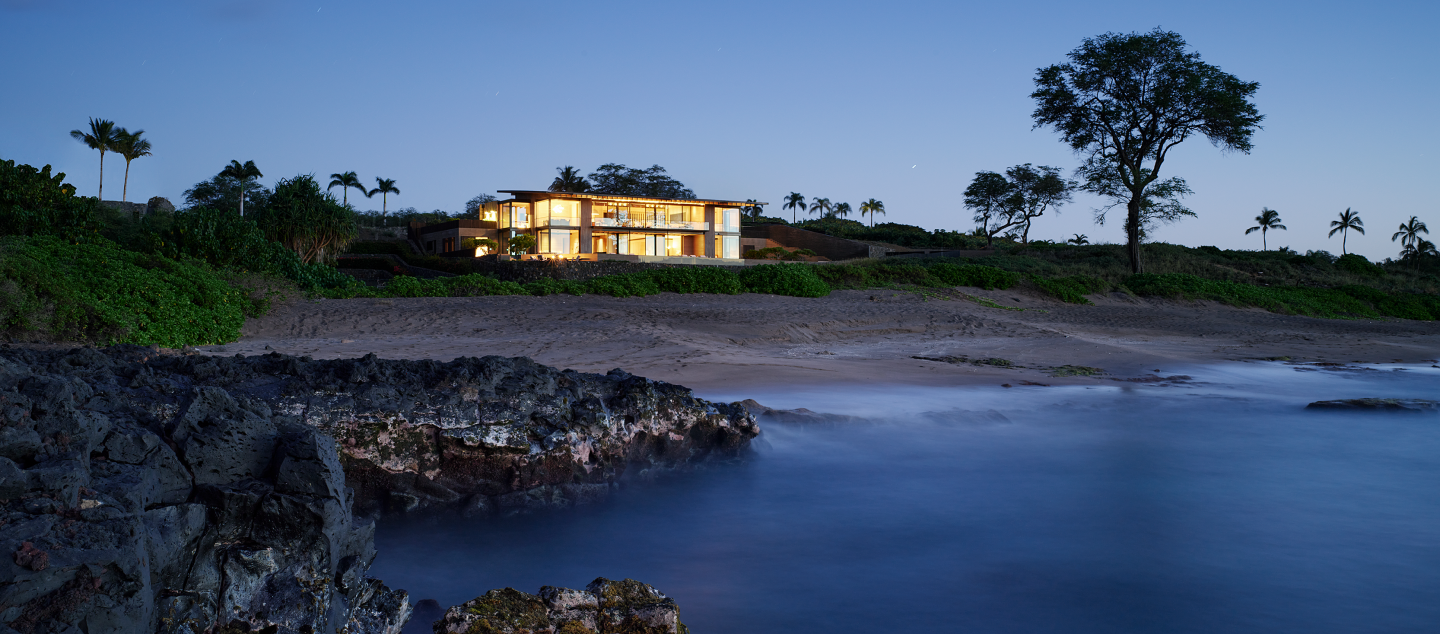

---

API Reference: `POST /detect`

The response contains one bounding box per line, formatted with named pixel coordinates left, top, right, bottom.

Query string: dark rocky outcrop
left=0, top=346, right=758, bottom=632
left=72, top=348, right=755, bottom=518
left=434, top=578, right=686, bottom=634
left=1306, top=398, right=1439, bottom=411
left=0, top=348, right=409, bottom=633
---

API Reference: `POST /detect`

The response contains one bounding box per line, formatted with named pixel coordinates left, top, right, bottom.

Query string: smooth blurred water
left=372, top=362, right=1440, bottom=633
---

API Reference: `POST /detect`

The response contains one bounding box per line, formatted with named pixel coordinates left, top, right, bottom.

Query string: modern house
left=415, top=190, right=758, bottom=263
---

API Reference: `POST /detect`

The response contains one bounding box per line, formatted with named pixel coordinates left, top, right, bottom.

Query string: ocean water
left=372, top=362, right=1440, bottom=633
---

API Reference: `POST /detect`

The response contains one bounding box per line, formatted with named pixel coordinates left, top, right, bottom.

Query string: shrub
left=1026, top=274, right=1108, bottom=304
left=1336, top=253, right=1385, bottom=277
left=928, top=262, right=1020, bottom=290
left=0, top=159, right=99, bottom=240
left=583, top=272, right=661, bottom=298
left=1124, top=273, right=1389, bottom=319
left=739, top=264, right=830, bottom=297
left=647, top=267, right=744, bottom=294
left=525, top=278, right=586, bottom=296
left=0, top=236, right=247, bottom=346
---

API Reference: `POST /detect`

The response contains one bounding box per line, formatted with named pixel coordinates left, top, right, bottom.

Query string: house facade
left=491, top=191, right=753, bottom=261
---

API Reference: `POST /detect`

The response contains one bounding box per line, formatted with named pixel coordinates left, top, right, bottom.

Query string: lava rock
left=1305, top=398, right=1439, bottom=411
left=436, top=578, right=686, bottom=634
left=0, top=347, right=411, bottom=634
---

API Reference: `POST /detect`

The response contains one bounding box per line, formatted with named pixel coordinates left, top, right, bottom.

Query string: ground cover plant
left=320, top=263, right=824, bottom=300
left=0, top=236, right=250, bottom=346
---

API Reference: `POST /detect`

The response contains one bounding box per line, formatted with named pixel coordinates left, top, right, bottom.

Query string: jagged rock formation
left=0, top=346, right=758, bottom=632
left=0, top=347, right=411, bottom=633
left=434, top=578, right=686, bottom=634
left=82, top=349, right=758, bottom=517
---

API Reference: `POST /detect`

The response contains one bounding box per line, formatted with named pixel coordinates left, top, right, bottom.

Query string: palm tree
left=859, top=199, right=885, bottom=227
left=549, top=166, right=589, bottom=193
left=1245, top=207, right=1286, bottom=250
left=328, top=171, right=364, bottom=206
left=1400, top=238, right=1438, bottom=261
left=1068, top=233, right=1089, bottom=245
left=111, top=128, right=152, bottom=203
left=1328, top=208, right=1364, bottom=255
left=808, top=197, right=832, bottom=218
left=368, top=177, right=401, bottom=219
left=783, top=193, right=806, bottom=223
left=219, top=160, right=264, bottom=217
left=69, top=117, right=120, bottom=200
left=832, top=202, right=852, bottom=219
left=1393, top=216, right=1428, bottom=257
left=741, top=199, right=764, bottom=220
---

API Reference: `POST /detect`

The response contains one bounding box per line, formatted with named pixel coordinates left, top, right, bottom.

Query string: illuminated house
left=491, top=191, right=755, bottom=261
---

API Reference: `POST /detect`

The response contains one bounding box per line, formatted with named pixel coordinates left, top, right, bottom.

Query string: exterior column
left=579, top=199, right=593, bottom=253
left=704, top=204, right=716, bottom=257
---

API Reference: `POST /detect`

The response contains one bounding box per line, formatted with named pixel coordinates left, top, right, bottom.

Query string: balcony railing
left=591, top=218, right=709, bottom=231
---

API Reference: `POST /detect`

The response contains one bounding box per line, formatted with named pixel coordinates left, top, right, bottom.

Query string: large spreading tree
left=1031, top=28, right=1263, bottom=272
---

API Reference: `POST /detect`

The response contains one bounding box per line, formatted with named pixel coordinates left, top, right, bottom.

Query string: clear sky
left=2, top=0, right=1436, bottom=260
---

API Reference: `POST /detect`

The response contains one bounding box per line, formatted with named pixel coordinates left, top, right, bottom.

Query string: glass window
left=723, top=235, right=740, bottom=259
left=533, top=200, right=551, bottom=228
left=549, top=199, right=579, bottom=226
left=502, top=203, right=530, bottom=229
left=717, top=208, right=740, bottom=232
left=544, top=229, right=575, bottom=254
left=665, top=234, right=682, bottom=256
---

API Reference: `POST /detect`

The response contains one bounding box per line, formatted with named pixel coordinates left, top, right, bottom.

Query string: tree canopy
left=251, top=175, right=357, bottom=264
left=586, top=164, right=695, bottom=199
left=962, top=165, right=1073, bottom=247
left=1032, top=28, right=1263, bottom=272
left=0, top=159, right=97, bottom=240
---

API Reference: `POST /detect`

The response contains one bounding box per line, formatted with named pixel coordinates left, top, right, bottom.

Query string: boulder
left=145, top=197, right=175, bottom=215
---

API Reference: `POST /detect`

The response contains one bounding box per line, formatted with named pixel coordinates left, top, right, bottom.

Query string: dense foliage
left=152, top=207, right=360, bottom=293
left=1124, top=273, right=1440, bottom=320
left=252, top=175, right=357, bottom=264
left=320, top=263, right=821, bottom=300
left=0, top=236, right=250, bottom=346
left=0, top=159, right=99, bottom=239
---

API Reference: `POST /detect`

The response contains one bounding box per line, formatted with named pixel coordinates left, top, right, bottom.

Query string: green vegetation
left=319, top=263, right=793, bottom=300
left=1051, top=365, right=1105, bottom=377
left=0, top=236, right=250, bottom=346
left=739, top=264, right=830, bottom=298
left=1124, top=273, right=1440, bottom=320
left=0, top=159, right=99, bottom=240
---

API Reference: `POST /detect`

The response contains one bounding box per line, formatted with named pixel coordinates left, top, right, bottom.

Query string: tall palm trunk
left=238, top=182, right=245, bottom=217
left=1342, top=230, right=1347, bottom=255
left=1262, top=229, right=1267, bottom=251
left=98, top=150, right=105, bottom=200
left=122, top=159, right=131, bottom=202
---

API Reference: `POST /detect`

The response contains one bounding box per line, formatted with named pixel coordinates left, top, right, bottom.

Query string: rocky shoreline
left=0, top=346, right=755, bottom=633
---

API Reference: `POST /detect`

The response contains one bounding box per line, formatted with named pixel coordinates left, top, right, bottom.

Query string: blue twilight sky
left=2, top=0, right=1436, bottom=260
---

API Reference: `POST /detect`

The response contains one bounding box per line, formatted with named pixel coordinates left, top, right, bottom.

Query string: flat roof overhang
left=498, top=190, right=766, bottom=207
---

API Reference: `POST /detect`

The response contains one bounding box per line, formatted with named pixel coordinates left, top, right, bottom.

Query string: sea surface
left=373, top=362, right=1440, bottom=633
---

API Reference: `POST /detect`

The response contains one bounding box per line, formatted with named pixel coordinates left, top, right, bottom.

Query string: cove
left=374, top=363, right=1440, bottom=633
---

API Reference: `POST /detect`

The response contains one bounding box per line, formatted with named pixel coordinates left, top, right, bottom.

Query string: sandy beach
left=209, top=287, right=1440, bottom=393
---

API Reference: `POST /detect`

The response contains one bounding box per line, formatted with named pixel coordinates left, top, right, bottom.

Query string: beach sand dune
left=216, top=288, right=1440, bottom=392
